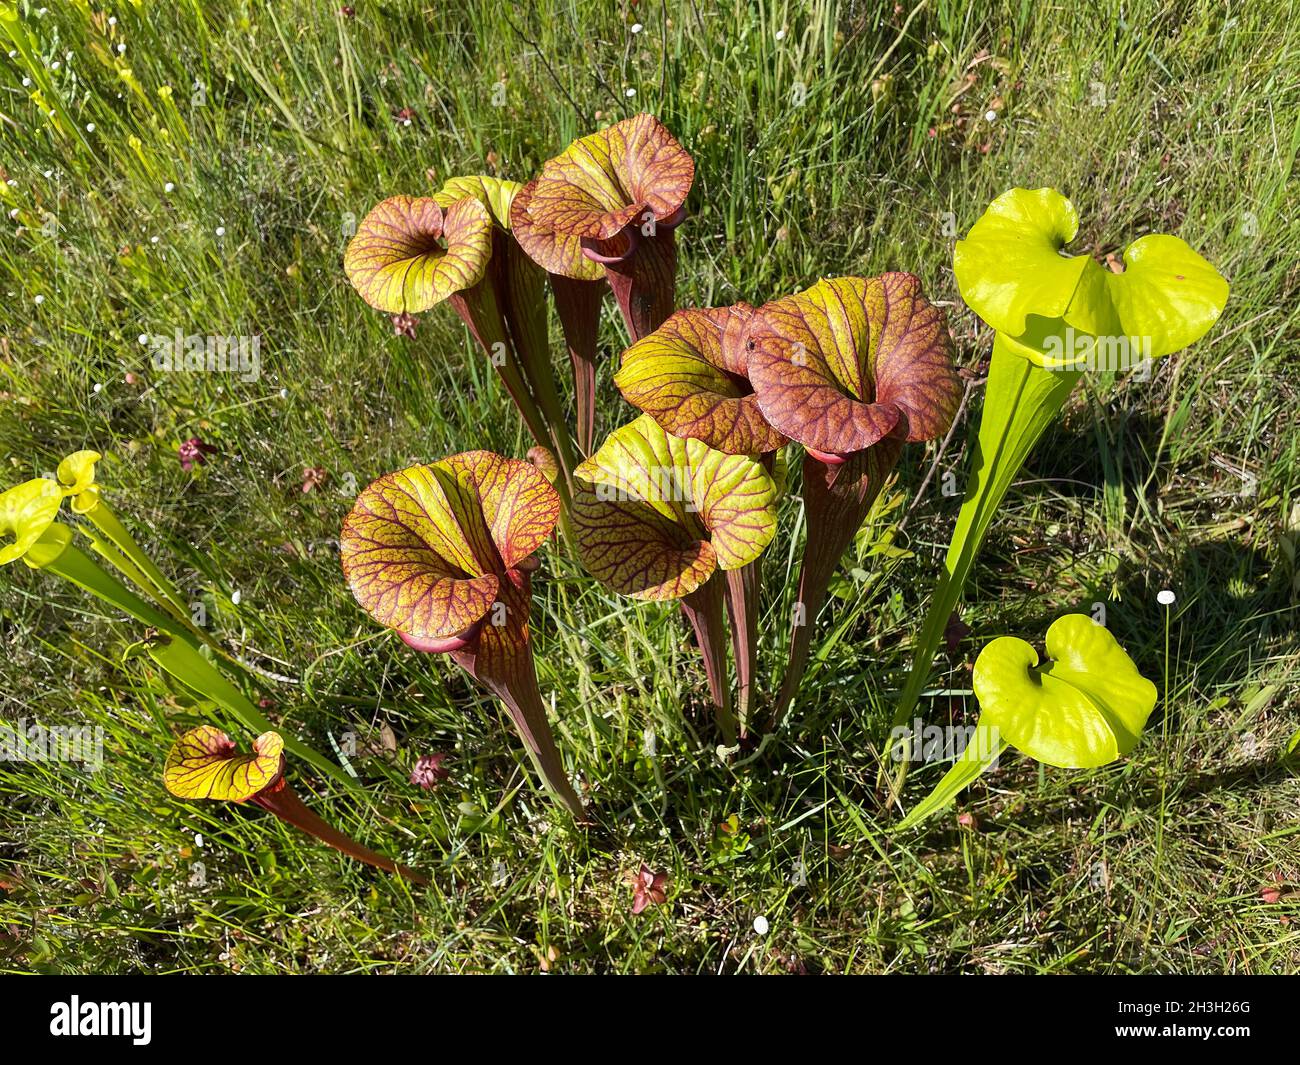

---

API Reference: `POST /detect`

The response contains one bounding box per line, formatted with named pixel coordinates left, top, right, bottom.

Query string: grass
left=1, top=0, right=1298, bottom=973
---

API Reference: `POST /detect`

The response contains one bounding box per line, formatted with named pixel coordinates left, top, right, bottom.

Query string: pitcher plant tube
left=511, top=177, right=607, bottom=455
left=570, top=413, right=779, bottom=743
left=747, top=274, right=962, bottom=723
left=0, top=475, right=349, bottom=786
left=890, top=187, right=1230, bottom=744
left=345, top=182, right=579, bottom=489
left=165, top=726, right=428, bottom=884
left=521, top=113, right=694, bottom=344
left=896, top=614, right=1157, bottom=830
left=339, top=451, right=585, bottom=817
left=614, top=303, right=786, bottom=734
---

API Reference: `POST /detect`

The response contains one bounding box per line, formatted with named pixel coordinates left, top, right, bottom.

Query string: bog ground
left=1, top=1, right=1298, bottom=973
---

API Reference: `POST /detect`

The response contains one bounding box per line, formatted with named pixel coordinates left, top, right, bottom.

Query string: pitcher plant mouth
left=520, top=113, right=695, bottom=344
left=164, top=726, right=429, bottom=885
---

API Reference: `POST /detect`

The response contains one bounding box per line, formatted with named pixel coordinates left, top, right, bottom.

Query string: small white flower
left=85, top=122, right=96, bottom=132
left=279, top=387, right=289, bottom=399
left=21, top=76, right=31, bottom=87
left=138, top=333, right=148, bottom=344
left=215, top=225, right=225, bottom=236
left=231, top=589, right=242, bottom=606
left=51, top=61, right=61, bottom=70
left=164, top=181, right=175, bottom=193
left=753, top=915, right=770, bottom=935
left=625, top=87, right=636, bottom=98
left=195, top=833, right=204, bottom=848
left=150, top=236, right=159, bottom=244
left=108, top=15, right=118, bottom=25
left=93, top=383, right=103, bottom=394
left=984, top=109, right=997, bottom=122
left=8, top=209, right=18, bottom=220
left=775, top=28, right=787, bottom=41
left=1157, top=589, right=1176, bottom=606
left=117, top=43, right=126, bottom=54
left=631, top=22, right=643, bottom=33
left=7, top=50, right=16, bottom=59
left=33, top=294, right=45, bottom=305
left=6, top=179, right=15, bottom=187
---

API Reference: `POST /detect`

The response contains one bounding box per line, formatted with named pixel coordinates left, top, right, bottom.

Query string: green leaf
left=895, top=733, right=1007, bottom=832
left=953, top=187, right=1090, bottom=337
left=890, top=336, right=1083, bottom=733
left=747, top=274, right=962, bottom=455
left=572, top=414, right=778, bottom=600
left=344, top=195, right=492, bottom=313
left=615, top=304, right=785, bottom=454
left=954, top=187, right=1229, bottom=365
left=0, top=478, right=64, bottom=566
left=974, top=614, right=1158, bottom=768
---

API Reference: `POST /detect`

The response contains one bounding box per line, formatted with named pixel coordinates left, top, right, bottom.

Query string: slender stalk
left=724, top=560, right=760, bottom=739
left=447, top=571, right=586, bottom=818
left=83, top=500, right=191, bottom=623
left=889, top=339, right=1081, bottom=740
left=495, top=234, right=580, bottom=488
left=680, top=572, right=736, bottom=745
left=254, top=782, right=428, bottom=885
left=773, top=439, right=903, bottom=727
left=549, top=273, right=605, bottom=455
left=448, top=280, right=554, bottom=458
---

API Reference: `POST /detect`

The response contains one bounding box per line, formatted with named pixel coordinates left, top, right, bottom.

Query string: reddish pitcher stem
left=550, top=274, right=605, bottom=456
left=448, top=571, right=587, bottom=819
left=773, top=438, right=904, bottom=727
left=254, top=782, right=429, bottom=886
left=680, top=572, right=737, bottom=745
left=604, top=227, right=677, bottom=343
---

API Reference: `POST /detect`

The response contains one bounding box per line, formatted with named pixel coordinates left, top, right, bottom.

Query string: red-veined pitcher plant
left=339, top=450, right=586, bottom=818
left=345, top=178, right=580, bottom=489
left=745, top=274, right=963, bottom=724
left=569, top=414, right=779, bottom=744
left=613, top=303, right=786, bottom=735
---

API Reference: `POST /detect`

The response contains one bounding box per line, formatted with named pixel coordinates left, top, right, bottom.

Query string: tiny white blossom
left=138, top=334, right=148, bottom=344
left=631, top=22, right=643, bottom=33
left=625, top=87, right=636, bottom=98
left=21, top=76, right=31, bottom=86
left=108, top=15, right=118, bottom=25
left=51, top=61, right=61, bottom=70
left=85, top=122, right=96, bottom=132
left=1157, top=589, right=1176, bottom=606
left=984, top=109, right=997, bottom=122
left=164, top=181, right=175, bottom=193
left=34, top=294, right=45, bottom=305
left=215, top=225, right=226, bottom=236
left=775, top=28, right=787, bottom=40
left=150, top=236, right=159, bottom=244
left=753, top=915, right=770, bottom=935
left=117, top=43, right=126, bottom=54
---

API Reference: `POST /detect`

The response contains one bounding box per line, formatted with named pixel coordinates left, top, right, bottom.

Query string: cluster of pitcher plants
left=2, top=114, right=1239, bottom=883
